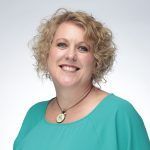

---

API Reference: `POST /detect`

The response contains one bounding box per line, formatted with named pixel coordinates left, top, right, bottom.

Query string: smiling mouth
left=59, top=65, right=80, bottom=72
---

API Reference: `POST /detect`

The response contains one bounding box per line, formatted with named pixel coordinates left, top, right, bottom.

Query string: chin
left=61, top=80, right=78, bottom=87
left=55, top=77, right=79, bottom=88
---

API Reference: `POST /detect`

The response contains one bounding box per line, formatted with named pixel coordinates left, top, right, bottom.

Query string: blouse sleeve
left=116, top=101, right=150, bottom=150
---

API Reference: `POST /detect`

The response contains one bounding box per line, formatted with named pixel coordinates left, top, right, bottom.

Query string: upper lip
left=59, top=64, right=80, bottom=70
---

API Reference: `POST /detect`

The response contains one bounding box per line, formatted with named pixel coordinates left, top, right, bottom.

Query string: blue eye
left=57, top=42, right=67, bottom=49
left=78, top=46, right=89, bottom=52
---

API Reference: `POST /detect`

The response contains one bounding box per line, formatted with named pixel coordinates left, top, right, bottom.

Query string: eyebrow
left=55, top=38, right=68, bottom=43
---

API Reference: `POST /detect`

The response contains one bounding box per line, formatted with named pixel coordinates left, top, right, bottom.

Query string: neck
left=54, top=83, right=93, bottom=109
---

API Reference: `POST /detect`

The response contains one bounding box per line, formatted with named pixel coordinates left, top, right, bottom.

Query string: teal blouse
left=13, top=94, right=150, bottom=150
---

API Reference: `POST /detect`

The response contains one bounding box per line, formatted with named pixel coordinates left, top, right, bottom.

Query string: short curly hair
left=31, top=8, right=116, bottom=84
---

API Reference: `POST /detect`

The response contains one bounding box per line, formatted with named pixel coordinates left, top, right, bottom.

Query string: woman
left=13, top=8, right=150, bottom=150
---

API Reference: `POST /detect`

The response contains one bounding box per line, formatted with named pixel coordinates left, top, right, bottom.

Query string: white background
left=0, top=0, right=150, bottom=149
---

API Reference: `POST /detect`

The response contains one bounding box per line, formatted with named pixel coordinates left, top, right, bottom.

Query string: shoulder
left=110, top=94, right=150, bottom=149
left=110, top=94, right=142, bottom=119
left=19, top=99, right=49, bottom=130
left=107, top=94, right=148, bottom=138
left=95, top=93, right=143, bottom=127
left=26, top=100, right=49, bottom=117
left=107, top=93, right=134, bottom=107
left=94, top=94, right=150, bottom=149
left=106, top=94, right=144, bottom=123
left=107, top=94, right=140, bottom=116
left=13, top=100, right=50, bottom=149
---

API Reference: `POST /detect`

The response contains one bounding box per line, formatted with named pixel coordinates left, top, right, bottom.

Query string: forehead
left=53, top=22, right=85, bottom=39
left=53, top=22, right=93, bottom=46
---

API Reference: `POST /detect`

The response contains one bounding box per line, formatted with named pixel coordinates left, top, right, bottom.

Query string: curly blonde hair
left=31, top=8, right=116, bottom=84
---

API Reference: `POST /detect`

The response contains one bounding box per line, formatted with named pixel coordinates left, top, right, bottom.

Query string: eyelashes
left=78, top=46, right=89, bottom=52
left=56, top=42, right=89, bottom=52
left=57, top=42, right=67, bottom=49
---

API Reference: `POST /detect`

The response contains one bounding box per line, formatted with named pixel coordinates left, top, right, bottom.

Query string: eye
left=57, top=42, right=67, bottom=49
left=78, top=46, right=89, bottom=52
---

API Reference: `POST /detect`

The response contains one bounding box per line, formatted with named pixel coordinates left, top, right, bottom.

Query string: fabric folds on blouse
left=13, top=94, right=150, bottom=150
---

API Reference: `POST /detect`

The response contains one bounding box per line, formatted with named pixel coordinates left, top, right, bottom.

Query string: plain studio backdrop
left=0, top=0, right=150, bottom=149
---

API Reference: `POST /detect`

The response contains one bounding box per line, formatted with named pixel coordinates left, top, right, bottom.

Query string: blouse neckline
left=42, top=93, right=114, bottom=126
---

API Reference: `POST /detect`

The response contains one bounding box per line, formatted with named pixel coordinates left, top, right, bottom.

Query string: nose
left=65, top=46, right=77, bottom=61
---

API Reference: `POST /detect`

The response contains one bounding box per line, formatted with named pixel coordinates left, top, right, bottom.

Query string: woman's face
left=47, top=22, right=95, bottom=88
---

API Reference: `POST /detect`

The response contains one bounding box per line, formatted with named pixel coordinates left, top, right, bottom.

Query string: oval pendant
left=56, top=113, right=66, bottom=123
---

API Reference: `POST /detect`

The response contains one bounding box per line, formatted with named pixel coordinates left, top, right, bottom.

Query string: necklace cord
left=55, top=85, right=93, bottom=113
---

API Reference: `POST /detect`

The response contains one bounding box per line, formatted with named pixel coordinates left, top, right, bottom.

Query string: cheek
left=47, top=49, right=65, bottom=73
left=48, top=49, right=55, bottom=60
left=47, top=49, right=57, bottom=64
left=47, top=50, right=56, bottom=70
left=82, top=56, right=95, bottom=73
left=84, top=56, right=95, bottom=67
left=48, top=48, right=65, bottom=62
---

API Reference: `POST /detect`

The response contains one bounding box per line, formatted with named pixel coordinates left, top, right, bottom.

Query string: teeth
left=61, top=66, right=77, bottom=72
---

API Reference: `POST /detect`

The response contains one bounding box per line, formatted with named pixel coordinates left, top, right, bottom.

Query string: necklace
left=55, top=86, right=93, bottom=123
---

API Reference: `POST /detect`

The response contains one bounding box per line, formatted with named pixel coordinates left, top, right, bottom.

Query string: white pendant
left=56, top=113, right=66, bottom=123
